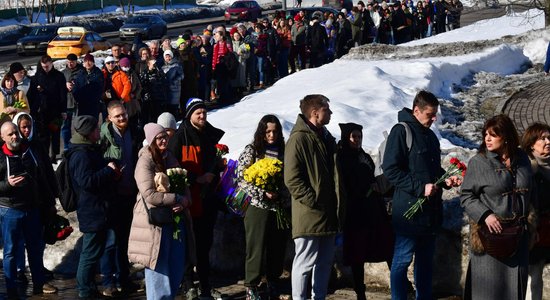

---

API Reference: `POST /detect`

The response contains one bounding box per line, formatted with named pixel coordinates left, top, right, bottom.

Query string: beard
left=8, top=140, right=21, bottom=151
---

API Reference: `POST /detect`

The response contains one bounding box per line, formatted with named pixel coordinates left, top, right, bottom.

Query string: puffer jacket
left=382, top=108, right=445, bottom=235
left=27, top=65, right=67, bottom=123
left=73, top=66, right=104, bottom=117
left=128, top=147, right=196, bottom=269
left=161, top=60, right=184, bottom=106
left=284, top=114, right=345, bottom=238
left=102, top=68, right=131, bottom=103
left=0, top=143, right=40, bottom=210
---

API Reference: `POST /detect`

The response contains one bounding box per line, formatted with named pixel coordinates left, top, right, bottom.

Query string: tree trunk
left=546, top=3, right=550, bottom=26
left=163, top=0, right=168, bottom=10
left=119, top=0, right=126, bottom=14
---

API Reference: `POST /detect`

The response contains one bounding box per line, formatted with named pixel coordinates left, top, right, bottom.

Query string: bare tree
left=17, top=0, right=42, bottom=23
left=163, top=0, right=169, bottom=10
left=499, top=0, right=550, bottom=26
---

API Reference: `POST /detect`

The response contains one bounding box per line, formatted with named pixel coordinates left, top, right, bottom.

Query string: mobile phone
left=11, top=171, right=27, bottom=177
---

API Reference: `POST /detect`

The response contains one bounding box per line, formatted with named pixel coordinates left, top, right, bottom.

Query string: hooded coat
left=284, top=114, right=344, bottom=238
left=382, top=108, right=445, bottom=236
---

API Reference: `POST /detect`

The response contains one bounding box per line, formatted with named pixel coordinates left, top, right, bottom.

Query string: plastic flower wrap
left=243, top=158, right=290, bottom=229
left=403, top=157, right=467, bottom=220
left=166, top=167, right=188, bottom=240
left=219, top=159, right=251, bottom=216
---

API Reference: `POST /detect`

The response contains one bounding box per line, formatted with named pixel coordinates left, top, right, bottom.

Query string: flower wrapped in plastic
left=243, top=158, right=290, bottom=229
left=218, top=159, right=252, bottom=216
left=155, top=167, right=189, bottom=240
left=403, top=157, right=467, bottom=220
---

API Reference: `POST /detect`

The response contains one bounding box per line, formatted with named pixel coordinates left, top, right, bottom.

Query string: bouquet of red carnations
left=403, top=157, right=467, bottom=220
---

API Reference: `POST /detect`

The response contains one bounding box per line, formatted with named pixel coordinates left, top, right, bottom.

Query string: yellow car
left=47, top=26, right=111, bottom=59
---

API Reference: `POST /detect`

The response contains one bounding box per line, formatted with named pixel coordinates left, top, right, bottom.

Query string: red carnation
left=450, top=157, right=459, bottom=165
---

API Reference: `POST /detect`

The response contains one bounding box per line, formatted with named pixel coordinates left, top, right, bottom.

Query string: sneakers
left=246, top=287, right=261, bottom=300
left=210, top=288, right=224, bottom=300
left=33, top=283, right=58, bottom=295
left=16, top=270, right=28, bottom=283
left=187, top=287, right=200, bottom=300
left=102, top=286, right=121, bottom=297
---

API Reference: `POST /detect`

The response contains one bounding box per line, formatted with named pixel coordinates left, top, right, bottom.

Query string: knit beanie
left=144, top=123, right=166, bottom=145
left=73, top=115, right=98, bottom=136
left=119, top=57, right=131, bottom=68
left=157, top=112, right=177, bottom=130
left=9, top=62, right=25, bottom=74
left=164, top=49, right=174, bottom=58
left=184, top=98, right=206, bottom=119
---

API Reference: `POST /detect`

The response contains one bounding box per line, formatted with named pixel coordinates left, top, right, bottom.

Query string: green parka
left=284, top=114, right=345, bottom=239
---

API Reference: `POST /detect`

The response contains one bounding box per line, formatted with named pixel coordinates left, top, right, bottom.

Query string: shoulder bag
left=141, top=196, right=173, bottom=226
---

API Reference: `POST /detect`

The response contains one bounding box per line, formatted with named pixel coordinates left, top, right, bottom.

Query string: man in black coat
left=307, top=16, right=328, bottom=68
left=27, top=55, right=67, bottom=162
left=73, top=53, right=105, bottom=119
left=336, top=12, right=352, bottom=59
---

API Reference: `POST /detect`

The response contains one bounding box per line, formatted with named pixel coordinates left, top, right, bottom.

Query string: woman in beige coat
left=128, top=123, right=191, bottom=300
left=0, top=72, right=30, bottom=121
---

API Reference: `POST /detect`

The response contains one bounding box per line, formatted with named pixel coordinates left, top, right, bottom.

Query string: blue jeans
left=291, top=235, right=336, bottom=300
left=277, top=48, right=290, bottom=79
left=0, top=207, right=45, bottom=290
left=257, top=56, right=265, bottom=84
left=390, top=234, right=436, bottom=300
left=145, top=222, right=186, bottom=300
left=77, top=230, right=107, bottom=298
left=100, top=229, right=117, bottom=287
left=61, top=110, right=73, bottom=151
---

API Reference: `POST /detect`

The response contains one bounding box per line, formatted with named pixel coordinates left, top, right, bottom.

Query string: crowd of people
left=0, top=6, right=547, bottom=300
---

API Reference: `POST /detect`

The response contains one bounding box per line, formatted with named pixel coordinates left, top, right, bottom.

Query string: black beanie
left=9, top=62, right=25, bottom=74
left=185, top=98, right=206, bottom=119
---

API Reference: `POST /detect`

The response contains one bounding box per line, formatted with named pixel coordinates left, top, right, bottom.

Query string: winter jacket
left=139, top=66, right=167, bottom=103
left=16, top=76, right=31, bottom=95
left=382, top=108, right=445, bottom=235
left=284, top=114, right=344, bottom=238
left=122, top=69, right=142, bottom=118
left=0, top=143, right=41, bottom=210
left=161, top=60, right=184, bottom=106
left=308, top=21, right=328, bottom=53
left=62, top=64, right=83, bottom=110
left=68, top=133, right=116, bottom=233
left=212, top=40, right=233, bottom=71
left=351, top=13, right=363, bottom=44
left=128, top=147, right=196, bottom=269
left=178, top=46, right=200, bottom=101
left=73, top=66, right=104, bottom=117
left=168, top=119, right=224, bottom=217
left=102, top=68, right=131, bottom=103
left=0, top=89, right=30, bottom=120
left=27, top=65, right=67, bottom=123
left=291, top=22, right=307, bottom=46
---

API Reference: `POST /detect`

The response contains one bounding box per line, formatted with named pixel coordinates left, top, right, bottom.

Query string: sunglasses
left=105, top=61, right=115, bottom=65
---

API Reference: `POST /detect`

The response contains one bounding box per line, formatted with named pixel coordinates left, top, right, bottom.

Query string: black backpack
left=56, top=150, right=78, bottom=213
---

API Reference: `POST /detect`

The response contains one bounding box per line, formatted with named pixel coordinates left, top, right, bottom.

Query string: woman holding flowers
left=521, top=123, right=550, bottom=300
left=237, top=114, right=290, bottom=300
left=0, top=72, right=29, bottom=121
left=128, top=123, right=191, bottom=300
left=460, top=114, right=534, bottom=300
left=336, top=123, right=394, bottom=300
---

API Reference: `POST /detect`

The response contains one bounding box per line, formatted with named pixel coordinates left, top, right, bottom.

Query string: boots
left=246, top=287, right=261, bottom=300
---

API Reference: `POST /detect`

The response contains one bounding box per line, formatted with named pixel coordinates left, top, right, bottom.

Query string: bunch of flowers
left=243, top=158, right=290, bottom=229
left=215, top=144, right=229, bottom=158
left=219, top=159, right=252, bottom=216
left=166, top=167, right=188, bottom=240
left=403, top=157, right=467, bottom=220
left=12, top=100, right=27, bottom=109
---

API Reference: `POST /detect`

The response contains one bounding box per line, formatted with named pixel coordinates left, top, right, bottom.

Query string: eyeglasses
left=105, top=61, right=115, bottom=65
left=156, top=135, right=169, bottom=141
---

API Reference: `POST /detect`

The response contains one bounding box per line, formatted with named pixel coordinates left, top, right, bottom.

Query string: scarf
left=533, top=152, right=550, bottom=182
left=1, top=86, right=16, bottom=106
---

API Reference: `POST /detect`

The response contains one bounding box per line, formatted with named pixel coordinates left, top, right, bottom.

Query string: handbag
left=141, top=197, right=173, bottom=226
left=477, top=167, right=525, bottom=258
left=478, top=216, right=524, bottom=258
left=536, top=212, right=550, bottom=247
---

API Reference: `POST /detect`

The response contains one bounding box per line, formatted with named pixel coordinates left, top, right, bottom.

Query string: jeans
left=257, top=56, right=265, bottom=84
left=100, top=229, right=117, bottom=287
left=145, top=222, right=186, bottom=300
left=61, top=110, right=73, bottom=151
left=77, top=230, right=107, bottom=298
left=390, top=234, right=436, bottom=300
left=425, top=23, right=433, bottom=37
left=277, top=48, right=290, bottom=79
left=0, top=207, right=45, bottom=290
left=291, top=235, right=336, bottom=300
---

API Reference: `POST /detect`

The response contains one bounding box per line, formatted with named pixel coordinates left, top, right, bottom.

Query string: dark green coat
left=284, top=114, right=344, bottom=238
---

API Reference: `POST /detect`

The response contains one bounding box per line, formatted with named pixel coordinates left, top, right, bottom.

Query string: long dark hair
left=148, top=138, right=166, bottom=173
left=479, top=114, right=519, bottom=162
left=252, top=114, right=285, bottom=158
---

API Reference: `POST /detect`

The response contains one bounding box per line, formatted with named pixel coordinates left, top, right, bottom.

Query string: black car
left=16, top=25, right=61, bottom=56
left=119, top=15, right=167, bottom=41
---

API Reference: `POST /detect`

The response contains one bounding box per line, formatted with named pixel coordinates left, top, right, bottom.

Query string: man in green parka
left=284, top=94, right=343, bottom=300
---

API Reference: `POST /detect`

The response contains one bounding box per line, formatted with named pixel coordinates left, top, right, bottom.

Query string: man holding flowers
left=382, top=90, right=461, bottom=300
left=284, top=94, right=344, bottom=300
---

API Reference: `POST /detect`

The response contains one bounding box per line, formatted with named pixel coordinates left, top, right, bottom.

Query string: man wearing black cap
left=9, top=62, right=30, bottom=95
left=67, top=115, right=119, bottom=299
left=27, top=55, right=68, bottom=163
left=61, top=54, right=83, bottom=152
left=169, top=98, right=225, bottom=300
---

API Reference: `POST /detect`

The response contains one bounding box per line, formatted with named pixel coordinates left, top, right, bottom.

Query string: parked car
left=16, top=25, right=61, bottom=56
left=47, top=26, right=111, bottom=59
left=119, top=15, right=167, bottom=41
left=224, top=0, right=262, bottom=24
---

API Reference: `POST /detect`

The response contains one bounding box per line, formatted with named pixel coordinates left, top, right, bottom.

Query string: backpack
left=223, top=52, right=239, bottom=79
left=375, top=122, right=413, bottom=176
left=56, top=151, right=79, bottom=213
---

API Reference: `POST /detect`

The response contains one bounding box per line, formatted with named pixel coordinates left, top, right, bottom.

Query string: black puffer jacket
left=27, top=64, right=67, bottom=123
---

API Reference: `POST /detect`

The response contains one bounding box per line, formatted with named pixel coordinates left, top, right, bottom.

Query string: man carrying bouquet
left=382, top=90, right=461, bottom=300
left=284, top=94, right=344, bottom=300
left=168, top=97, right=225, bottom=300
